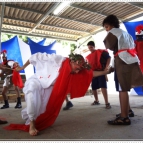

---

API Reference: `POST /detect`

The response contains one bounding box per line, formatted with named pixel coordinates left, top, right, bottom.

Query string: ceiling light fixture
left=53, top=2, right=71, bottom=15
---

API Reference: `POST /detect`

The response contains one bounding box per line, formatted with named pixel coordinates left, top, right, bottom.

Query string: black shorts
left=91, top=75, right=107, bottom=90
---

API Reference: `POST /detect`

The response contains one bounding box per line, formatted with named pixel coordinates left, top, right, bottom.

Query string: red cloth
left=86, top=50, right=105, bottom=70
left=114, top=48, right=137, bottom=57
left=4, top=58, right=93, bottom=132
left=2, top=60, right=24, bottom=88
left=135, top=41, right=143, bottom=73
left=12, top=70, right=24, bottom=89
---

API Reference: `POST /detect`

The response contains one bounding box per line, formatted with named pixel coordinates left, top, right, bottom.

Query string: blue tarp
left=37, top=38, right=46, bottom=45
left=1, top=36, right=57, bottom=73
left=2, top=36, right=24, bottom=73
left=27, top=37, right=56, bottom=54
left=123, top=20, right=143, bottom=95
left=123, top=20, right=143, bottom=40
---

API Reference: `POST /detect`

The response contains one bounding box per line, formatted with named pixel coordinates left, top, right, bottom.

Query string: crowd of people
left=0, top=14, right=143, bottom=136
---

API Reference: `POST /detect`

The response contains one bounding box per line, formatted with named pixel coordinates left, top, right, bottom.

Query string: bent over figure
left=4, top=52, right=110, bottom=136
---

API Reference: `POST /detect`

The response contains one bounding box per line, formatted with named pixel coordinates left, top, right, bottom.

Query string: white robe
left=21, top=53, right=66, bottom=125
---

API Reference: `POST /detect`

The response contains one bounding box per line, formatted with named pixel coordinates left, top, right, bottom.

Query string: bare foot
left=29, top=121, right=39, bottom=136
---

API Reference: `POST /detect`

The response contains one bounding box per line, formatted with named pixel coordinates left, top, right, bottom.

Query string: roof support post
left=0, top=2, right=5, bottom=55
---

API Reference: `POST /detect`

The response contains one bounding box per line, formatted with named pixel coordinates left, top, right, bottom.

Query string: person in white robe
left=15, top=52, right=110, bottom=136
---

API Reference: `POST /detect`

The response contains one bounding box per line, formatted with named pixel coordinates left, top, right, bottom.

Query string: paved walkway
left=0, top=93, right=143, bottom=140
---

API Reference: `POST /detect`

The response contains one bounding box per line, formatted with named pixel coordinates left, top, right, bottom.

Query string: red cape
left=4, top=58, right=93, bottom=132
left=135, top=40, right=143, bottom=73
left=12, top=70, right=24, bottom=89
left=86, top=49, right=106, bottom=70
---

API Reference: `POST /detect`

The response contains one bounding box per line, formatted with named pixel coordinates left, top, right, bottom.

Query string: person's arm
left=15, top=60, right=30, bottom=72
left=93, top=66, right=114, bottom=77
left=0, top=64, right=6, bottom=70
left=105, top=57, right=111, bottom=69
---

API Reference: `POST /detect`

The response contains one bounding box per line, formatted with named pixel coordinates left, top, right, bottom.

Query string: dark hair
left=87, top=41, right=95, bottom=47
left=102, top=15, right=120, bottom=28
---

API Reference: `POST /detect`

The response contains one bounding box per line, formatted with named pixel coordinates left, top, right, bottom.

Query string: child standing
left=103, top=15, right=143, bottom=125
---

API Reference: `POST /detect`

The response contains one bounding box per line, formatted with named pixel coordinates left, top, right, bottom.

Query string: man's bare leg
left=29, top=120, right=39, bottom=136
left=101, top=88, right=108, bottom=104
left=14, top=86, right=20, bottom=97
left=2, top=86, right=8, bottom=100
left=91, top=89, right=100, bottom=105
left=119, top=91, right=129, bottom=118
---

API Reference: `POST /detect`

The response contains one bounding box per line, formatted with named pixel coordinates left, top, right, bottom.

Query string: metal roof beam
left=70, top=4, right=123, bottom=22
left=70, top=4, right=107, bottom=17
left=129, top=2, right=143, bottom=9
left=4, top=16, right=35, bottom=23
left=2, top=29, right=77, bottom=42
left=3, top=23, right=81, bottom=37
left=4, top=16, right=90, bottom=34
left=123, top=13, right=143, bottom=22
left=51, top=15, right=101, bottom=27
left=29, top=2, right=60, bottom=33
left=0, top=3, right=44, bottom=14
left=77, top=9, right=143, bottom=41
left=41, top=23, right=90, bottom=34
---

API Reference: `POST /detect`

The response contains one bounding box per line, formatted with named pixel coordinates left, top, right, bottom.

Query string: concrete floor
left=0, top=93, right=143, bottom=141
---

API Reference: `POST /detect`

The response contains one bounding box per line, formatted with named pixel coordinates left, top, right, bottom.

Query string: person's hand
left=0, top=64, right=6, bottom=70
left=107, top=66, right=114, bottom=74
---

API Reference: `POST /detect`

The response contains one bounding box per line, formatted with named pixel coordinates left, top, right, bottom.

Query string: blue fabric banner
left=37, top=38, right=46, bottom=45
left=27, top=37, right=56, bottom=54
left=123, top=20, right=143, bottom=95
left=1, top=36, right=57, bottom=74
left=2, top=36, right=24, bottom=72
left=123, top=20, right=143, bottom=40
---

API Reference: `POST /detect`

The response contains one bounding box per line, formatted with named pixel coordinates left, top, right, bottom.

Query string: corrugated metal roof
left=0, top=2, right=143, bottom=41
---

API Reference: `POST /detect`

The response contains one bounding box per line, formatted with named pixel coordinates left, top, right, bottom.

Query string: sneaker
left=108, top=117, right=131, bottom=125
left=63, top=101, right=73, bottom=110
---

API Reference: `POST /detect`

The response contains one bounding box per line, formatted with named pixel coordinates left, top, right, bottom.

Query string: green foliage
left=70, top=43, right=77, bottom=52
left=69, top=53, right=91, bottom=70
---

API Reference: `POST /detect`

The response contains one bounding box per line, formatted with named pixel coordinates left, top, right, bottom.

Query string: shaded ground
left=0, top=93, right=143, bottom=141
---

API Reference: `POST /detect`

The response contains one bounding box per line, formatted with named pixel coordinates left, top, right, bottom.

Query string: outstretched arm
left=15, top=60, right=30, bottom=72
left=93, top=67, right=113, bottom=77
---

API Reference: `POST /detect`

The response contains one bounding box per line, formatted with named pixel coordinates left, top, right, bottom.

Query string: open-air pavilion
left=0, top=1, right=143, bottom=141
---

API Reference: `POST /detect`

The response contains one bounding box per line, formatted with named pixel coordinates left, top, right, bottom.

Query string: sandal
left=108, top=117, right=131, bottom=125
left=105, top=103, right=111, bottom=109
left=91, top=101, right=100, bottom=105
left=116, top=109, right=134, bottom=118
